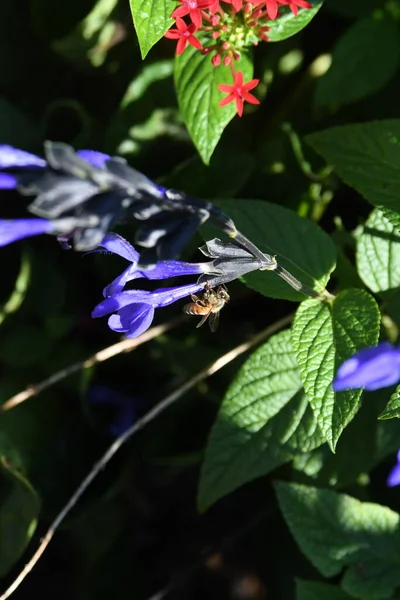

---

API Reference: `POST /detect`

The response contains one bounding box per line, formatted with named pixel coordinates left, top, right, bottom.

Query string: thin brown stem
left=1, top=316, right=185, bottom=412
left=0, top=312, right=292, bottom=600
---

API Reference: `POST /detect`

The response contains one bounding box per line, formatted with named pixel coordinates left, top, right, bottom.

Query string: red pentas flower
left=164, top=17, right=203, bottom=55
left=281, top=0, right=311, bottom=16
left=217, top=71, right=259, bottom=117
left=171, top=0, right=219, bottom=28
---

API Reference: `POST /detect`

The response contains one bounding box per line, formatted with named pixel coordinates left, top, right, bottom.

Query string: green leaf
left=381, top=208, right=400, bottom=232
left=315, top=14, right=400, bottom=108
left=275, top=481, right=400, bottom=599
left=291, top=289, right=380, bottom=450
left=296, top=580, right=354, bottom=600
left=211, top=199, right=336, bottom=301
left=0, top=251, right=31, bottom=327
left=0, top=456, right=40, bottom=577
left=356, top=208, right=400, bottom=293
left=268, top=2, right=323, bottom=42
left=306, top=120, right=400, bottom=214
left=129, top=0, right=175, bottom=59
left=198, top=330, right=324, bottom=511
left=379, top=385, right=400, bottom=420
left=174, top=45, right=253, bottom=164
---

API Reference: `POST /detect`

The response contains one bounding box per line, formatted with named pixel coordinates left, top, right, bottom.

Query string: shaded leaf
left=296, top=580, right=354, bottom=600
left=291, top=289, right=380, bottom=450
left=276, top=481, right=400, bottom=599
left=379, top=385, right=400, bottom=420
left=306, top=120, right=400, bottom=214
left=315, top=14, right=400, bottom=108
left=0, top=456, right=40, bottom=577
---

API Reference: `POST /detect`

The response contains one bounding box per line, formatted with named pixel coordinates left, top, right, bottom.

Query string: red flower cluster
left=164, top=0, right=312, bottom=116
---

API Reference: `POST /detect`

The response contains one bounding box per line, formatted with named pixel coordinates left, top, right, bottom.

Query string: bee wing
left=208, top=311, right=220, bottom=332
left=196, top=309, right=213, bottom=329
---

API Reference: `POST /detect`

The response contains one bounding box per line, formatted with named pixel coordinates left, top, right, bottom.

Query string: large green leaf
left=268, top=1, right=323, bottom=42
left=306, top=120, right=400, bottom=214
left=296, top=580, right=354, bottom=600
left=198, top=330, right=324, bottom=511
left=276, top=481, right=400, bottom=599
left=379, top=385, right=400, bottom=420
left=315, top=14, right=400, bottom=108
left=129, top=0, right=175, bottom=58
left=0, top=455, right=40, bottom=577
left=357, top=208, right=400, bottom=293
left=291, top=289, right=380, bottom=450
left=212, top=199, right=336, bottom=301
left=175, top=45, right=254, bottom=164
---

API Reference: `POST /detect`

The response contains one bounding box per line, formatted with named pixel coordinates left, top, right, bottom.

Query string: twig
left=0, top=312, right=292, bottom=600
left=1, top=316, right=185, bottom=412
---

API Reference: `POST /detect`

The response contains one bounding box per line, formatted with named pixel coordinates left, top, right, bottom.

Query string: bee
left=183, top=282, right=230, bottom=332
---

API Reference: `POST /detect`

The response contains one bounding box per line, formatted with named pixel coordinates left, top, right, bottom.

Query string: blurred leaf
left=296, top=580, right=354, bottom=600
left=0, top=456, right=40, bottom=577
left=0, top=98, right=41, bottom=148
left=198, top=330, right=324, bottom=511
left=120, top=60, right=174, bottom=107
left=357, top=208, right=400, bottom=293
left=291, top=289, right=380, bottom=450
left=53, top=0, right=120, bottom=66
left=175, top=44, right=254, bottom=164
left=379, top=385, right=400, bottom=420
left=324, top=0, right=385, bottom=18
left=276, top=481, right=400, bottom=599
left=306, top=120, right=400, bottom=214
left=0, top=324, right=53, bottom=368
left=315, top=14, right=400, bottom=108
left=0, top=251, right=31, bottom=327
left=130, top=0, right=175, bottom=58
left=268, top=1, right=323, bottom=42
left=30, top=0, right=97, bottom=38
left=213, top=199, right=336, bottom=301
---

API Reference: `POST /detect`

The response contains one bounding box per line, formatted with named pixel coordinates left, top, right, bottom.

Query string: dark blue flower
left=87, top=385, right=138, bottom=437
left=387, top=450, right=400, bottom=488
left=333, top=342, right=400, bottom=392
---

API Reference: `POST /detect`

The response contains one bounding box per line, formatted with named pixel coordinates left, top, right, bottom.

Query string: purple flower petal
left=388, top=453, right=400, bottom=487
left=0, top=146, right=46, bottom=168
left=0, top=219, right=55, bottom=246
left=108, top=303, right=155, bottom=337
left=92, top=282, right=202, bottom=318
left=333, top=343, right=400, bottom=391
left=0, top=173, right=18, bottom=189
left=77, top=149, right=110, bottom=169
left=98, top=233, right=140, bottom=263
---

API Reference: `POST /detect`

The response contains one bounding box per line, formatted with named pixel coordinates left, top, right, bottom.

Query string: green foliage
left=306, top=120, right=400, bottom=214
left=268, top=1, right=323, bottom=42
left=0, top=455, right=40, bottom=576
left=315, top=14, right=400, bottom=108
left=198, top=330, right=324, bottom=510
left=175, top=46, right=254, bottom=164
left=296, top=580, right=354, bottom=600
left=129, top=0, right=175, bottom=58
left=292, top=290, right=380, bottom=450
left=379, top=385, right=400, bottom=420
left=215, top=199, right=337, bottom=301
left=276, top=481, right=400, bottom=599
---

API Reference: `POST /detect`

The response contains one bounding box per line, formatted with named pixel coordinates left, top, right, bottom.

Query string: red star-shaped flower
left=164, top=17, right=203, bottom=55
left=217, top=71, right=259, bottom=117
left=281, top=0, right=311, bottom=16
left=171, top=0, right=217, bottom=28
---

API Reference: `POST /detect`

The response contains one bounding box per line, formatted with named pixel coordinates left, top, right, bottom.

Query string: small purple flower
left=333, top=342, right=400, bottom=392
left=91, top=233, right=276, bottom=338
left=387, top=450, right=400, bottom=488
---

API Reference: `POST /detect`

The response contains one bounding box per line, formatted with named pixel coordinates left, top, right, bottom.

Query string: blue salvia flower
left=333, top=342, right=400, bottom=392
left=387, top=450, right=400, bottom=488
left=91, top=233, right=276, bottom=337
left=0, top=141, right=238, bottom=260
